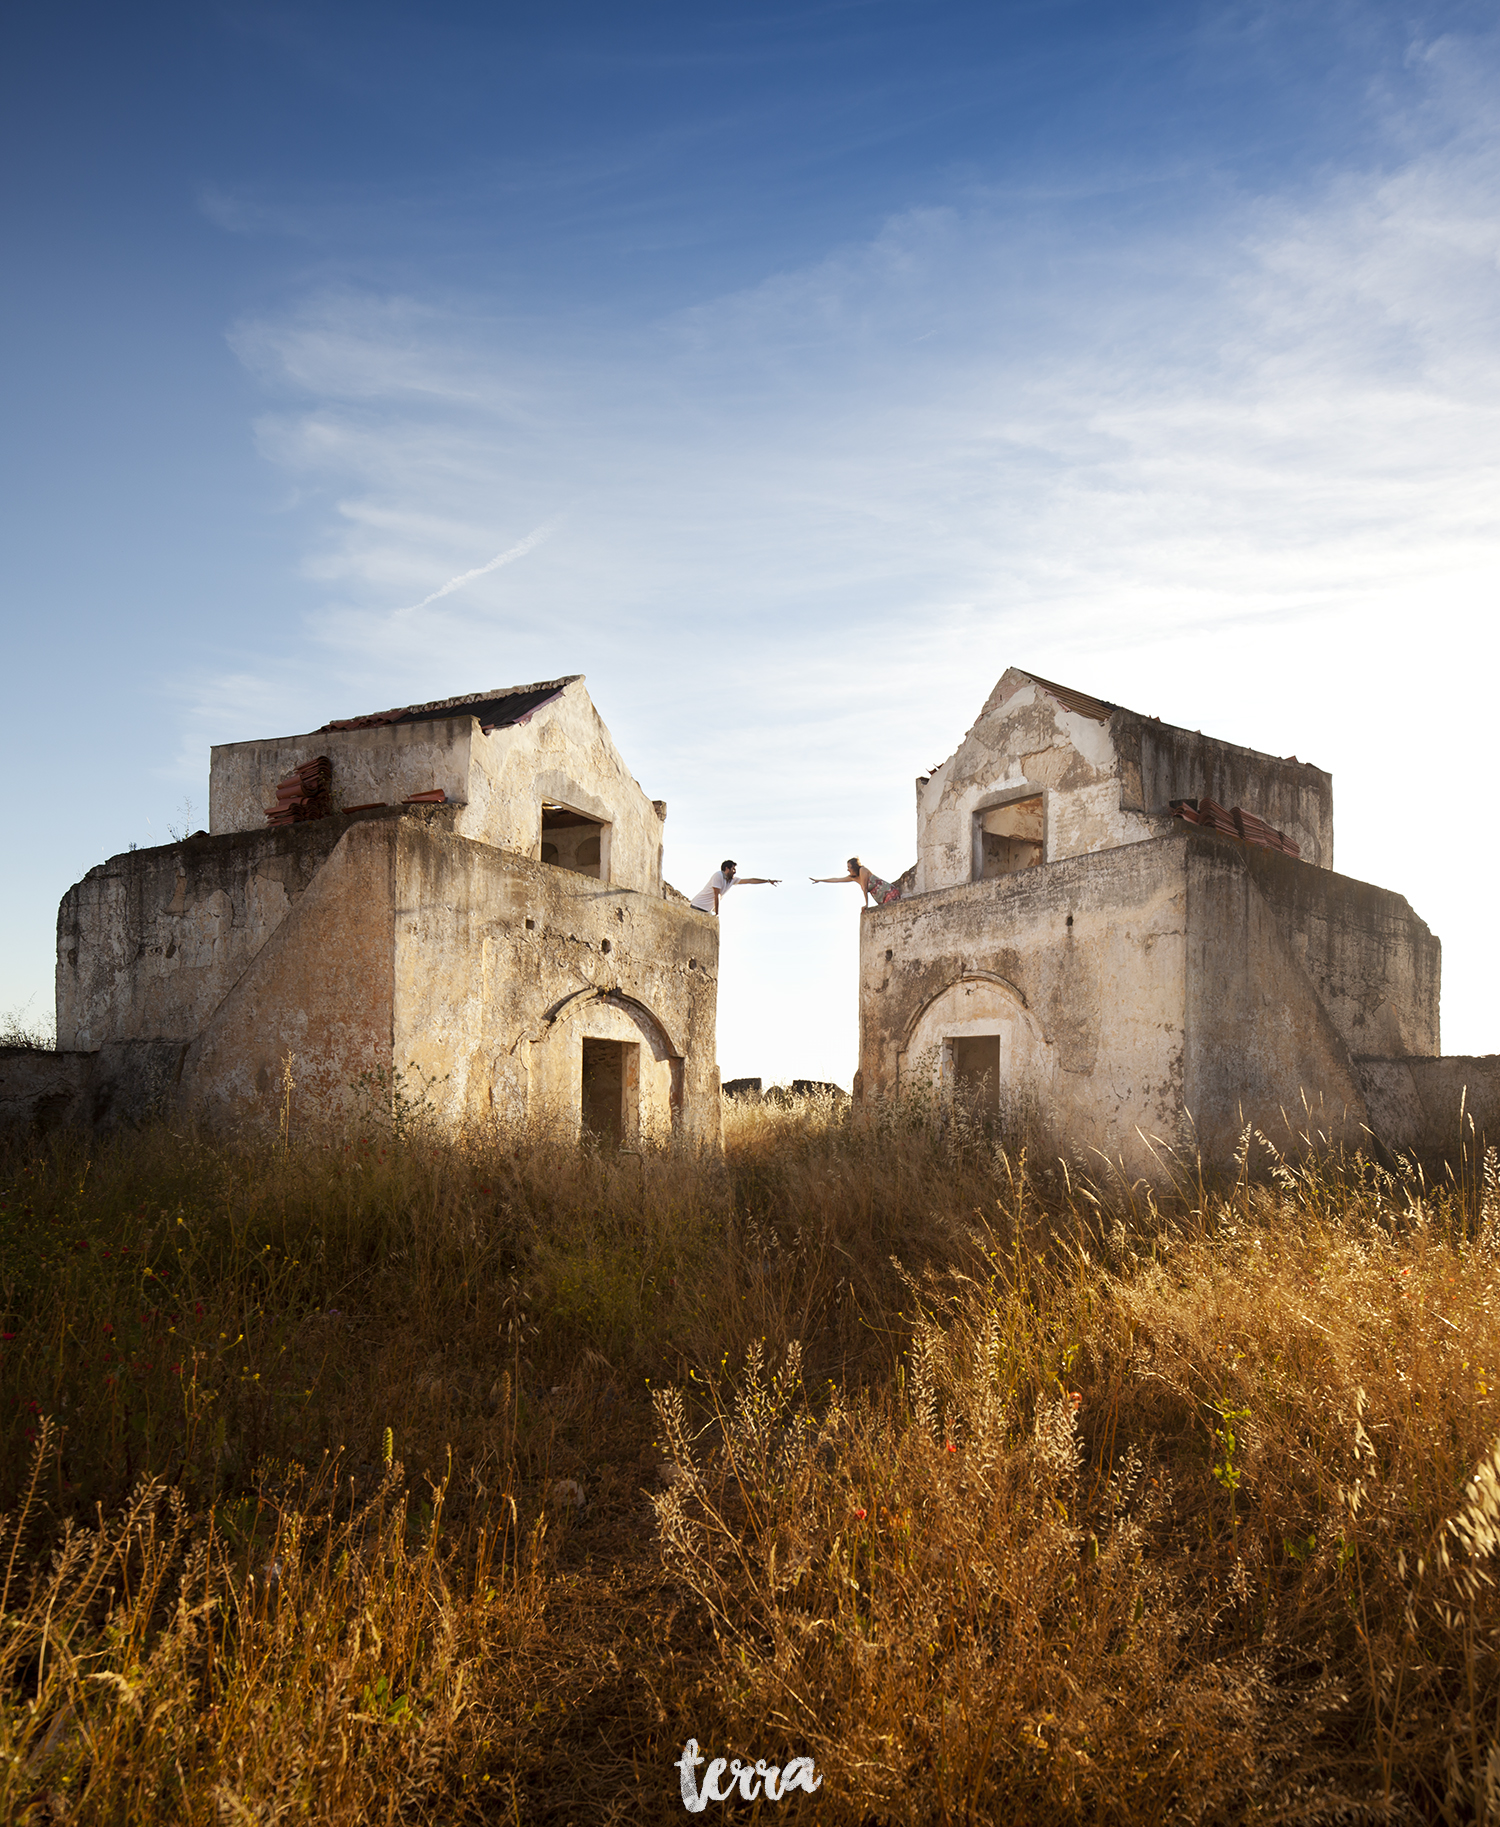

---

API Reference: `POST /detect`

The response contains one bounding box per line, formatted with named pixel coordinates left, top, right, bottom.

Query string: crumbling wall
left=149, top=816, right=719, bottom=1145
left=915, top=674, right=1157, bottom=895
left=463, top=681, right=666, bottom=895
left=211, top=722, right=475, bottom=839
left=58, top=665, right=709, bottom=1146
left=390, top=822, right=718, bottom=1145
left=1121, top=714, right=1334, bottom=870
left=56, top=817, right=371, bottom=1050
left=913, top=670, right=1337, bottom=900
left=208, top=678, right=668, bottom=896
left=862, top=825, right=1434, bottom=1180
left=861, top=837, right=1191, bottom=1176
left=178, top=818, right=400, bottom=1129
left=0, top=1047, right=93, bottom=1137
left=1182, top=840, right=1372, bottom=1166
left=1234, top=843, right=1439, bottom=1059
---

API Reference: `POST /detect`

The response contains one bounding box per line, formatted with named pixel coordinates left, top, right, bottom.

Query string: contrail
left=406, top=518, right=559, bottom=612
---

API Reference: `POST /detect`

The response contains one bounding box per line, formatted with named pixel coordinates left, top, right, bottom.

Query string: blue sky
left=4, top=0, right=1498, bottom=1086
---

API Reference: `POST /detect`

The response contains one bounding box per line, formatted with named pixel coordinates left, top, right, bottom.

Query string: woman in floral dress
left=811, top=856, right=902, bottom=906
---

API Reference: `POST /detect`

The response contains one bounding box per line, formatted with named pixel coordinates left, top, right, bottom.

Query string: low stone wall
left=0, top=1042, right=189, bottom=1140
left=1357, top=1056, right=1500, bottom=1164
left=0, top=1047, right=92, bottom=1136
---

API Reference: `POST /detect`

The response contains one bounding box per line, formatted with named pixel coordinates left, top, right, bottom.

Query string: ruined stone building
left=19, top=677, right=721, bottom=1143
left=6, top=661, right=1494, bottom=1171
left=858, top=667, right=1494, bottom=1177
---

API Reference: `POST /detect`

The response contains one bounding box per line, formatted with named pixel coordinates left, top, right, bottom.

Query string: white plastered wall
left=210, top=721, right=476, bottom=837
left=209, top=678, right=667, bottom=895
left=914, top=675, right=1158, bottom=895
left=462, top=681, right=662, bottom=892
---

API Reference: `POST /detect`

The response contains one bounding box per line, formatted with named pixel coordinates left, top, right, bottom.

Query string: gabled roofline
left=1011, top=670, right=1116, bottom=724
left=987, top=666, right=1117, bottom=725
left=319, top=675, right=583, bottom=734
left=980, top=666, right=1325, bottom=776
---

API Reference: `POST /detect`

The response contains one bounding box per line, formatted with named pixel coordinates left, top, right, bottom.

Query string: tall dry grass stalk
left=0, top=1097, right=1497, bottom=1819
left=0, top=1423, right=541, bottom=1822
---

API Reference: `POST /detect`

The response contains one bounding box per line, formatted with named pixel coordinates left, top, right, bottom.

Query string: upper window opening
left=978, top=795, right=1044, bottom=878
left=541, top=802, right=609, bottom=879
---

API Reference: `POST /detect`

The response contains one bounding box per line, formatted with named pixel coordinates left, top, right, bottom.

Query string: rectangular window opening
left=978, top=795, right=1044, bottom=879
left=949, top=1035, right=1001, bottom=1109
left=581, top=1038, right=639, bottom=1145
left=541, top=802, right=609, bottom=879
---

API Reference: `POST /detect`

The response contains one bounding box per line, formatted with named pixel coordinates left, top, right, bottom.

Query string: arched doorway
left=528, top=988, right=684, bottom=1144
left=898, top=974, right=1053, bottom=1126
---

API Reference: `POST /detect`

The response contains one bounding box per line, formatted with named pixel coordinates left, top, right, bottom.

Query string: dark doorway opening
left=951, top=1035, right=1000, bottom=1108
left=582, top=1038, right=638, bottom=1144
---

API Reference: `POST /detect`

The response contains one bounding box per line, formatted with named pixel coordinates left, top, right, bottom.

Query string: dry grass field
left=1, top=1087, right=1498, bottom=1823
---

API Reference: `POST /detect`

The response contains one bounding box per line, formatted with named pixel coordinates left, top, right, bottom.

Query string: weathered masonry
left=858, top=667, right=1492, bottom=1177
left=46, top=677, right=721, bottom=1143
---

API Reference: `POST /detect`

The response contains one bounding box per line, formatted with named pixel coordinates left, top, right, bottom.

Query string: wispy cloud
left=220, top=72, right=1500, bottom=708
left=402, top=518, right=561, bottom=612
left=209, top=28, right=1500, bottom=1069
left=196, top=183, right=315, bottom=240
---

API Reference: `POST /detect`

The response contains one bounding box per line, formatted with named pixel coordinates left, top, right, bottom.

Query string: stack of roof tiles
left=1170, top=797, right=1300, bottom=858
left=265, top=756, right=333, bottom=826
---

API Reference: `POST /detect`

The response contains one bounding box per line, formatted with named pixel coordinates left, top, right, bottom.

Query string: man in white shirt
left=689, top=858, right=780, bottom=914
